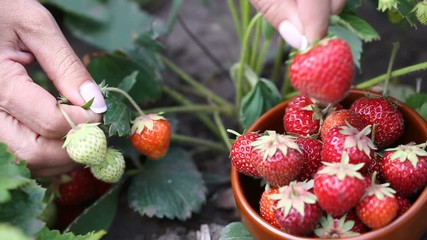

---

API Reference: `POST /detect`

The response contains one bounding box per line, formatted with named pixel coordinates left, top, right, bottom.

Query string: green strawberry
left=63, top=123, right=107, bottom=166
left=90, top=148, right=125, bottom=183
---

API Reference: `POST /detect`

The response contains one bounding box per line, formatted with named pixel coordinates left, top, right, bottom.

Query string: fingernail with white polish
left=80, top=81, right=107, bottom=113
left=278, top=20, right=309, bottom=51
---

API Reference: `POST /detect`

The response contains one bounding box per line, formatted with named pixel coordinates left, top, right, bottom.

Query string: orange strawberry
left=130, top=113, right=172, bottom=159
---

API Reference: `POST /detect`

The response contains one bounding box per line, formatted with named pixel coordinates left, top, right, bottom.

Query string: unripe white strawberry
left=90, top=148, right=125, bottom=183
left=63, top=123, right=107, bottom=166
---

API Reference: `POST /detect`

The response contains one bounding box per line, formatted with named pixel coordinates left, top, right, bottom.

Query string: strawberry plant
left=0, top=0, right=426, bottom=239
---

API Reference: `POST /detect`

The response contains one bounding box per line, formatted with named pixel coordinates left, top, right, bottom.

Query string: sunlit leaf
left=219, top=222, right=253, bottom=240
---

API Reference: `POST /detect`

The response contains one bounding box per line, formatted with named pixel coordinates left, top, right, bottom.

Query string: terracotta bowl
left=231, top=88, right=427, bottom=240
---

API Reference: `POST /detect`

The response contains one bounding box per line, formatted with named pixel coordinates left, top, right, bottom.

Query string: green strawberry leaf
left=62, top=0, right=156, bottom=51
left=395, top=0, right=418, bottom=27
left=0, top=181, right=46, bottom=235
left=128, top=147, right=207, bottom=221
left=87, top=51, right=162, bottom=103
left=328, top=25, right=363, bottom=70
left=42, top=0, right=109, bottom=23
left=66, top=180, right=124, bottom=235
left=342, top=0, right=362, bottom=11
left=333, top=13, right=380, bottom=42
left=117, top=71, right=138, bottom=94
left=239, top=78, right=281, bottom=129
left=36, top=227, right=105, bottom=240
left=405, top=93, right=427, bottom=121
left=103, top=94, right=133, bottom=137
left=219, top=222, right=254, bottom=240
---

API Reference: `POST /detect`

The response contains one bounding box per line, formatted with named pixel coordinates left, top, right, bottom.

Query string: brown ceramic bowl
left=231, top=88, right=427, bottom=240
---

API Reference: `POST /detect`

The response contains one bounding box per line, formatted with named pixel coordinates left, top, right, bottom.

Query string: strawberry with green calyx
left=314, top=153, right=366, bottom=217
left=130, top=113, right=172, bottom=160
left=289, top=37, right=354, bottom=104
left=228, top=130, right=262, bottom=177
left=62, top=123, right=108, bottom=166
left=269, top=180, right=322, bottom=236
left=322, top=123, right=376, bottom=173
left=259, top=185, right=280, bottom=229
left=90, top=148, right=126, bottom=183
left=314, top=214, right=362, bottom=238
left=349, top=96, right=404, bottom=149
left=380, top=142, right=427, bottom=197
left=251, top=131, right=303, bottom=187
left=283, top=96, right=322, bottom=137
left=377, top=0, right=398, bottom=12
left=356, top=174, right=398, bottom=229
left=295, top=137, right=323, bottom=181
left=320, top=109, right=367, bottom=141
left=413, top=1, right=427, bottom=25
left=57, top=101, right=108, bottom=166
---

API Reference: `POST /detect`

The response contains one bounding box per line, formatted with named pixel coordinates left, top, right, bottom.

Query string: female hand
left=0, top=0, right=107, bottom=177
left=250, top=0, right=346, bottom=50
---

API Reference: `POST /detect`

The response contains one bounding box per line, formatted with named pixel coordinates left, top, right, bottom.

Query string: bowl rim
left=231, top=88, right=427, bottom=240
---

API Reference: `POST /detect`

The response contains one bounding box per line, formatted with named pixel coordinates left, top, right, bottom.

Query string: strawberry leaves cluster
left=229, top=89, right=427, bottom=237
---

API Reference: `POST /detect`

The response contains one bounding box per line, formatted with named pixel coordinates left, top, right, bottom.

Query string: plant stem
left=255, top=39, right=271, bottom=74
left=240, top=0, right=251, bottom=36
left=213, top=110, right=232, bottom=150
left=146, top=105, right=233, bottom=116
left=356, top=61, right=427, bottom=89
left=382, top=42, right=400, bottom=97
left=281, top=59, right=293, bottom=98
left=162, top=86, right=222, bottom=139
left=271, top=40, right=286, bottom=85
left=171, top=134, right=228, bottom=152
left=105, top=87, right=145, bottom=116
left=227, top=0, right=243, bottom=43
left=249, top=18, right=262, bottom=68
left=236, top=13, right=263, bottom=107
left=160, top=55, right=232, bottom=108
left=57, top=101, right=76, bottom=129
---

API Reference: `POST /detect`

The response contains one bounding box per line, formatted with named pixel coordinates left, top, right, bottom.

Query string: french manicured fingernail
left=278, top=20, right=309, bottom=51
left=79, top=81, right=107, bottom=113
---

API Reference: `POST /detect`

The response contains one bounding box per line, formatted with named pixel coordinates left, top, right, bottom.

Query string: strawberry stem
left=57, top=101, right=76, bottom=129
left=171, top=134, right=228, bottom=152
left=104, top=87, right=145, bottom=116
left=356, top=61, right=427, bottom=89
left=382, top=42, right=400, bottom=97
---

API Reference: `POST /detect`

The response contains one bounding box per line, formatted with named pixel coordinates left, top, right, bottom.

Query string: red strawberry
left=295, top=137, right=323, bottom=181
left=320, top=109, right=367, bottom=141
left=283, top=96, right=322, bottom=137
left=229, top=131, right=262, bottom=177
left=259, top=186, right=280, bottom=228
left=396, top=194, right=412, bottom=217
left=55, top=166, right=97, bottom=206
left=289, top=38, right=354, bottom=104
left=130, top=113, right=172, bottom=159
left=349, top=96, right=404, bottom=149
left=322, top=124, right=376, bottom=173
left=314, top=213, right=365, bottom=238
left=270, top=181, right=323, bottom=236
left=314, top=158, right=366, bottom=217
left=380, top=142, right=427, bottom=197
left=356, top=180, right=398, bottom=229
left=345, top=210, right=369, bottom=234
left=251, top=131, right=303, bottom=187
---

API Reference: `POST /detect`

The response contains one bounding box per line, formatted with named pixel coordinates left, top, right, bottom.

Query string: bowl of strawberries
left=230, top=88, right=427, bottom=240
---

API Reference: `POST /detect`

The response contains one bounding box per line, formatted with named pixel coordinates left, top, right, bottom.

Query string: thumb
left=16, top=3, right=107, bottom=114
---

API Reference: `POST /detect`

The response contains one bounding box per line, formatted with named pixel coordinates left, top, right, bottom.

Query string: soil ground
left=65, top=1, right=427, bottom=239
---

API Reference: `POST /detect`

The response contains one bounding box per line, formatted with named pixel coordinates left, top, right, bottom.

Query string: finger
left=0, top=62, right=101, bottom=139
left=251, top=0, right=308, bottom=50
left=331, top=0, right=347, bottom=14
left=14, top=1, right=107, bottom=114
left=297, top=0, right=331, bottom=44
left=0, top=110, right=77, bottom=177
